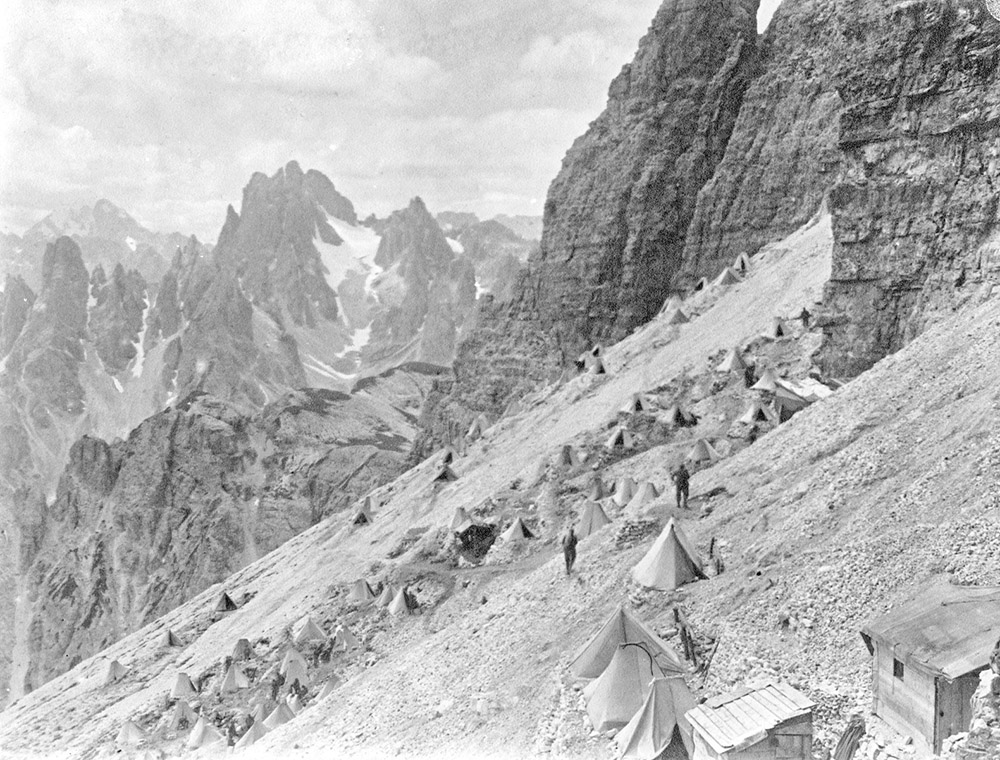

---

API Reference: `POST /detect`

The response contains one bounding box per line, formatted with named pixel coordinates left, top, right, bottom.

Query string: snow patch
left=302, top=353, right=354, bottom=381
left=316, top=215, right=382, bottom=294
left=125, top=236, right=137, bottom=252
left=112, top=377, right=123, bottom=393
left=475, top=279, right=488, bottom=298
left=446, top=237, right=464, bottom=254
left=130, top=292, right=150, bottom=378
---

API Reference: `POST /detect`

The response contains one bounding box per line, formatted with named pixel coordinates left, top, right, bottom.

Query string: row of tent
left=347, top=579, right=420, bottom=616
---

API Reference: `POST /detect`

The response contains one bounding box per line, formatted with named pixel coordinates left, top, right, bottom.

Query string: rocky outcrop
left=680, top=0, right=843, bottom=280
left=0, top=276, right=36, bottom=358
left=362, top=198, right=476, bottom=372
left=817, top=1, right=1000, bottom=377
left=88, top=264, right=147, bottom=376
left=19, top=369, right=435, bottom=691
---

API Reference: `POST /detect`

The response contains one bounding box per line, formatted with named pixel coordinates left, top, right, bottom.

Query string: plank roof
left=686, top=682, right=814, bottom=755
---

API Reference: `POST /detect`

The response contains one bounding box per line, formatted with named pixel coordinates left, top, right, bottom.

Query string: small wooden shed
left=685, top=682, right=814, bottom=760
left=861, top=583, right=1000, bottom=754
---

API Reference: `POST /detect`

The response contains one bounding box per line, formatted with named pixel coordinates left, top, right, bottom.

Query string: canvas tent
left=687, top=439, right=720, bottom=465
left=214, top=591, right=238, bottom=616
left=499, top=517, right=535, bottom=542
left=713, top=267, right=742, bottom=287
left=230, top=637, right=252, bottom=661
left=352, top=500, right=374, bottom=525
left=612, top=477, right=637, bottom=507
left=626, top=482, right=660, bottom=516
left=219, top=663, right=250, bottom=693
left=576, top=500, right=611, bottom=539
left=588, top=475, right=606, bottom=501
left=605, top=427, right=635, bottom=451
left=693, top=277, right=709, bottom=292
left=283, top=657, right=310, bottom=689
left=615, top=676, right=697, bottom=760
left=665, top=308, right=690, bottom=326
left=667, top=406, right=698, bottom=428
left=733, top=252, right=751, bottom=273
left=287, top=694, right=304, bottom=714
left=686, top=682, right=814, bottom=760
left=433, top=465, right=459, bottom=483
left=589, top=357, right=608, bottom=375
left=294, top=616, right=327, bottom=646
left=766, top=317, right=790, bottom=339
left=376, top=584, right=397, bottom=608
left=621, top=394, right=656, bottom=414
left=235, top=721, right=267, bottom=749
left=389, top=588, right=418, bottom=616
left=466, top=414, right=490, bottom=441
left=632, top=519, right=706, bottom=591
left=660, top=295, right=684, bottom=315
left=161, top=629, right=183, bottom=648
left=168, top=699, right=198, bottom=731
left=333, top=624, right=360, bottom=650
left=569, top=605, right=686, bottom=679
left=737, top=400, right=779, bottom=426
left=115, top=720, right=147, bottom=746
left=751, top=367, right=781, bottom=393
left=347, top=578, right=376, bottom=604
left=249, top=702, right=271, bottom=724
left=279, top=647, right=308, bottom=676
left=504, top=398, right=522, bottom=418
left=584, top=644, right=666, bottom=732
left=774, top=386, right=809, bottom=420
left=170, top=672, right=197, bottom=699
left=317, top=675, right=343, bottom=700
left=263, top=703, right=296, bottom=730
left=451, top=507, right=477, bottom=533
left=103, top=659, right=127, bottom=686
left=438, top=446, right=456, bottom=465
left=187, top=717, right=225, bottom=750
left=716, top=348, right=748, bottom=373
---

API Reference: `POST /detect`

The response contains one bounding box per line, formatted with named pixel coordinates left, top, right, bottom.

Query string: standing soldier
left=672, top=463, right=690, bottom=510
left=561, top=527, right=578, bottom=576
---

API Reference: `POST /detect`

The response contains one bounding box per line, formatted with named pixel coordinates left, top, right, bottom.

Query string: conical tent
left=738, top=400, right=778, bottom=425
left=161, top=629, right=183, bottom=648
left=388, top=588, right=417, bottom=616
left=263, top=703, right=296, bottom=730
left=751, top=367, right=781, bottom=392
left=620, top=394, right=654, bottom=414
left=279, top=647, right=308, bottom=676
left=316, top=675, right=343, bottom=700
left=668, top=406, right=697, bottom=428
left=170, top=672, right=197, bottom=699
left=733, top=252, right=751, bottom=273
left=687, top=439, right=719, bottom=464
left=605, top=428, right=635, bottom=450
left=433, top=465, right=459, bottom=483
left=466, top=414, right=489, bottom=441
left=347, top=578, right=376, bottom=604
left=693, top=277, right=709, bottom=292
left=287, top=694, right=304, bottom=715
left=588, top=357, right=607, bottom=375
left=116, top=720, right=147, bottom=746
left=187, top=717, right=224, bottom=750
left=232, top=637, right=252, bottom=661
left=235, top=721, right=268, bottom=749
left=716, top=347, right=748, bottom=373
left=576, top=501, right=611, bottom=539
left=664, top=308, right=689, bottom=326
left=588, top=476, right=606, bottom=501
left=294, top=616, right=328, bottom=646
left=499, top=517, right=534, bottom=542
left=283, top=657, right=310, bottom=688
left=504, top=398, right=523, bottom=418
left=375, top=584, right=397, bottom=608
left=632, top=519, right=706, bottom=591
left=250, top=702, right=271, bottom=724
left=660, top=295, right=684, bottom=315
left=439, top=446, right=456, bottom=465
left=590, top=345, right=603, bottom=358
left=333, top=624, right=360, bottom=650
left=626, top=482, right=660, bottom=516
left=569, top=605, right=685, bottom=679
left=451, top=507, right=476, bottom=533
left=219, top=663, right=250, bottom=693
left=583, top=644, right=666, bottom=733
left=713, top=267, right=742, bottom=287
left=103, top=659, right=127, bottom=685
left=614, top=676, right=697, bottom=760
left=774, top=385, right=809, bottom=417
left=767, top=317, right=789, bottom=338
left=558, top=444, right=581, bottom=467
left=612, top=477, right=636, bottom=507
left=168, top=699, right=198, bottom=731
left=214, top=591, right=238, bottom=614
left=352, top=501, right=373, bottom=525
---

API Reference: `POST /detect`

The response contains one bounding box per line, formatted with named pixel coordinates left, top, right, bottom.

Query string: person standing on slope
left=672, top=463, right=690, bottom=510
left=562, top=526, right=578, bottom=576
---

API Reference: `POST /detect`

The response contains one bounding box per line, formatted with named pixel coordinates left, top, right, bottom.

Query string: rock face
left=362, top=198, right=476, bottom=373
left=680, top=0, right=843, bottom=280
left=817, top=0, right=1000, bottom=377
left=88, top=264, right=148, bottom=376
left=454, top=219, right=535, bottom=302
left=0, top=276, right=36, bottom=358
left=19, top=370, right=436, bottom=691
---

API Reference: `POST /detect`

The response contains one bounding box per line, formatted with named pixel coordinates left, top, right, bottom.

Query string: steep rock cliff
left=0, top=275, right=36, bottom=359
left=817, top=0, right=1000, bottom=377
left=88, top=264, right=148, bottom=376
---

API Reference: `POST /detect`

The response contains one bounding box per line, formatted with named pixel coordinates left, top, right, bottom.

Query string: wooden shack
left=861, top=583, right=1000, bottom=754
left=685, top=682, right=814, bottom=760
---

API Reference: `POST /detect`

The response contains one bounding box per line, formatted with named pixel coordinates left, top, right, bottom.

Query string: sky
left=0, top=0, right=782, bottom=242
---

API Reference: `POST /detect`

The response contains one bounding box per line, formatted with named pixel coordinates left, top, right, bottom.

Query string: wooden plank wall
left=873, top=644, right=936, bottom=750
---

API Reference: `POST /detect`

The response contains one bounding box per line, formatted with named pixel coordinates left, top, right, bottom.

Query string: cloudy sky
left=1, top=0, right=782, bottom=241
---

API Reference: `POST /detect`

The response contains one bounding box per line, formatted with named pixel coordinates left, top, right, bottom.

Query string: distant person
left=562, top=527, right=578, bottom=575
left=672, top=463, right=690, bottom=510
left=747, top=424, right=760, bottom=444
left=743, top=361, right=756, bottom=389
left=799, top=306, right=811, bottom=328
